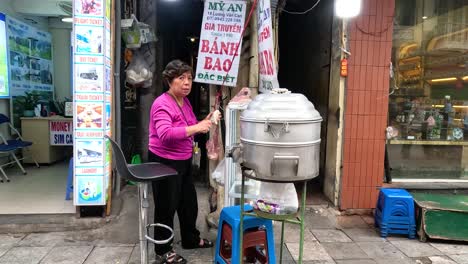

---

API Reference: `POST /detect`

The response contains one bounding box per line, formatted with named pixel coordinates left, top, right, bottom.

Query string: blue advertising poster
left=6, top=16, right=53, bottom=96
left=75, top=176, right=104, bottom=205
left=0, top=13, right=9, bottom=97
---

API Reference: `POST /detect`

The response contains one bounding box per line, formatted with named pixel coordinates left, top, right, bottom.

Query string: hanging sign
left=50, top=120, right=73, bottom=145
left=195, top=0, right=247, bottom=86
left=257, top=0, right=279, bottom=93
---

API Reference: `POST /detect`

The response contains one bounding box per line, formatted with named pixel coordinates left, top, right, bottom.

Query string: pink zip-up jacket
left=148, top=93, right=198, bottom=160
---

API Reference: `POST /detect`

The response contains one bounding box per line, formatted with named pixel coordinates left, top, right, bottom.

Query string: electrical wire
left=281, top=0, right=320, bottom=15
left=340, top=20, right=351, bottom=58
left=355, top=16, right=393, bottom=37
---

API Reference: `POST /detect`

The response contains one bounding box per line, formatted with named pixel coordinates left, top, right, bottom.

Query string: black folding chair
left=0, top=114, right=39, bottom=182
left=105, top=135, right=177, bottom=264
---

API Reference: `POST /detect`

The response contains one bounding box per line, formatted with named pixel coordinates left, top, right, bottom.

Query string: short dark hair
left=162, top=60, right=193, bottom=85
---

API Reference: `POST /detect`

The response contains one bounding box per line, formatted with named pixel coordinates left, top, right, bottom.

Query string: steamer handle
left=271, top=155, right=299, bottom=176
left=264, top=121, right=290, bottom=139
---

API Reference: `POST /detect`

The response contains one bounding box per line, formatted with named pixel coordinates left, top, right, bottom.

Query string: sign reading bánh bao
left=50, top=120, right=73, bottom=146
left=195, top=0, right=246, bottom=86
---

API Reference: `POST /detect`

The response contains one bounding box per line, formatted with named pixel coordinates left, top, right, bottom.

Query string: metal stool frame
left=239, top=167, right=308, bottom=264
left=106, top=136, right=177, bottom=264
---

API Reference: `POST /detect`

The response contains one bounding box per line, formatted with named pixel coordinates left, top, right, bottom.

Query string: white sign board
left=257, top=0, right=279, bottom=93
left=195, top=0, right=246, bottom=87
left=50, top=120, right=73, bottom=145
left=73, top=0, right=112, bottom=206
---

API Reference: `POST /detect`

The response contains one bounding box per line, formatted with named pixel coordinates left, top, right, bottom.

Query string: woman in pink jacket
left=148, top=60, right=214, bottom=264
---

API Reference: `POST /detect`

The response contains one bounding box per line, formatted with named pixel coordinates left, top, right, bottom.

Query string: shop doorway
left=156, top=0, right=210, bottom=183
left=0, top=161, right=74, bottom=214
left=0, top=13, right=74, bottom=214
left=278, top=0, right=334, bottom=197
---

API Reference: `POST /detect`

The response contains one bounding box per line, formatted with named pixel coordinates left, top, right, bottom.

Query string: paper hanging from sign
left=257, top=0, right=279, bottom=93
left=195, top=0, right=247, bottom=87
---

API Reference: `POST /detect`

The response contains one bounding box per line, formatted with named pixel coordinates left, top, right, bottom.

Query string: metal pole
left=138, top=182, right=149, bottom=264
left=280, top=221, right=285, bottom=263
left=224, top=107, right=236, bottom=207
left=299, top=182, right=307, bottom=263
left=239, top=171, right=245, bottom=263
left=113, top=0, right=122, bottom=195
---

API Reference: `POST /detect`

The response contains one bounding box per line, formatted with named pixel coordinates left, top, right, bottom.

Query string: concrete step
left=0, top=186, right=127, bottom=234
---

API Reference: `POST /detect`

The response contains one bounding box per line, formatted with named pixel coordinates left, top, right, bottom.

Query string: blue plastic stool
left=375, top=188, right=416, bottom=238
left=65, top=157, right=73, bottom=200
left=215, top=205, right=276, bottom=264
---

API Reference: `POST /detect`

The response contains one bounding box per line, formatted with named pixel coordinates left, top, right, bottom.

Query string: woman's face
left=169, top=72, right=193, bottom=98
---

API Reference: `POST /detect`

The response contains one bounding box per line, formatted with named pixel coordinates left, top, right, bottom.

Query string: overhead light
left=430, top=77, right=457, bottom=83
left=61, top=17, right=73, bottom=23
left=335, top=0, right=361, bottom=18
left=432, top=105, right=468, bottom=108
left=187, top=37, right=198, bottom=42
left=422, top=16, right=428, bottom=19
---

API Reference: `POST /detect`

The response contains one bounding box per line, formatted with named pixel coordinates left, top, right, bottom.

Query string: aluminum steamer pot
left=240, top=93, right=322, bottom=182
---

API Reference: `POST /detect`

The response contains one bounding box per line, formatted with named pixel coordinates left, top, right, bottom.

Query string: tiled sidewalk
left=1, top=186, right=468, bottom=263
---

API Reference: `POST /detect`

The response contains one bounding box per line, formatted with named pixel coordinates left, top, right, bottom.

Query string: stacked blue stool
left=375, top=188, right=416, bottom=238
left=215, top=205, right=275, bottom=264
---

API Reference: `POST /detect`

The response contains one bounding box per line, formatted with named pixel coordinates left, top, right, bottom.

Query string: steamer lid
left=241, top=93, right=322, bottom=122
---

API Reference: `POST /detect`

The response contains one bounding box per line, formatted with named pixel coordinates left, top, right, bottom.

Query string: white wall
left=0, top=0, right=48, bottom=30
left=49, top=18, right=72, bottom=101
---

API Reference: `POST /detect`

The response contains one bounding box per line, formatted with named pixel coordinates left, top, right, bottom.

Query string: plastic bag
left=386, top=126, right=398, bottom=140
left=192, top=142, right=201, bottom=169
left=211, top=158, right=225, bottom=185
left=427, top=116, right=435, bottom=127
left=228, top=87, right=252, bottom=107
left=127, top=154, right=142, bottom=186
left=125, top=52, right=153, bottom=87
left=254, top=182, right=298, bottom=215
left=206, top=116, right=221, bottom=160
left=121, top=14, right=157, bottom=49
left=206, top=136, right=220, bottom=160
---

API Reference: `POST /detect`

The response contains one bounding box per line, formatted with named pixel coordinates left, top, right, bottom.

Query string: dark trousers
left=148, top=151, right=200, bottom=255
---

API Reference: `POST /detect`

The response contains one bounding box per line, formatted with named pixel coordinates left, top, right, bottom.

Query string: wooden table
left=20, top=117, right=73, bottom=164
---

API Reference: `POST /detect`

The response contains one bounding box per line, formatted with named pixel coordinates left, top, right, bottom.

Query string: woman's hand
left=206, top=110, right=222, bottom=125
left=196, top=119, right=212, bottom=134
left=186, top=114, right=217, bottom=136
left=186, top=120, right=212, bottom=136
